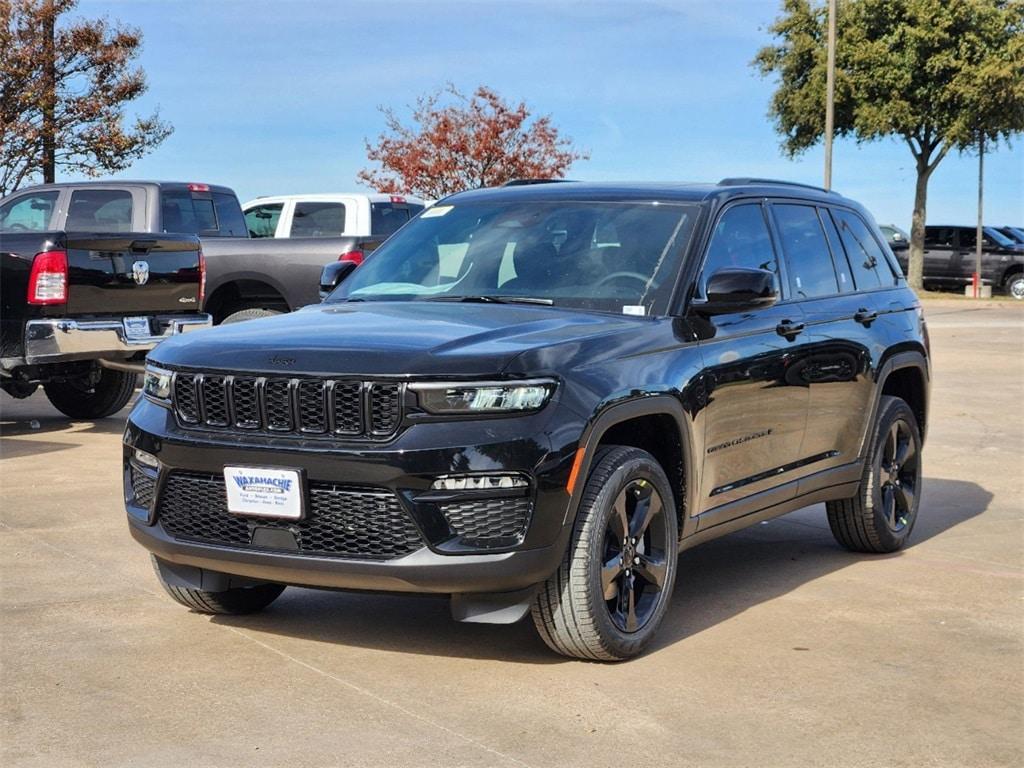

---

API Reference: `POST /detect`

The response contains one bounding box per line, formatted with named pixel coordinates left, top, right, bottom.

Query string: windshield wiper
left=423, top=294, right=554, bottom=305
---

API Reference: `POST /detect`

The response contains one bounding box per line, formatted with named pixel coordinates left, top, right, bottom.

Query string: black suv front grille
left=171, top=372, right=403, bottom=439
left=157, top=472, right=424, bottom=559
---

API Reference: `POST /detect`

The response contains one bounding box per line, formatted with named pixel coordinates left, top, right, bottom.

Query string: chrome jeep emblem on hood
left=132, top=260, right=150, bottom=286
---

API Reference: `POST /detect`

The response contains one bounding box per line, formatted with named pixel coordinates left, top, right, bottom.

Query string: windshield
left=330, top=200, right=697, bottom=315
left=985, top=228, right=1015, bottom=247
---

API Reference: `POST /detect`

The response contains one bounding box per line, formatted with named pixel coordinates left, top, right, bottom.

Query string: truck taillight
left=27, top=250, right=68, bottom=305
left=187, top=183, right=210, bottom=192
left=339, top=250, right=364, bottom=265
left=390, top=195, right=406, bottom=204
left=198, top=248, right=206, bottom=305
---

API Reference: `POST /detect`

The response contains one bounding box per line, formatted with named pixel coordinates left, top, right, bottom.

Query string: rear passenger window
left=66, top=189, right=133, bottom=232
left=371, top=203, right=413, bottom=237
left=772, top=204, right=838, bottom=299
left=244, top=203, right=283, bottom=238
left=700, top=204, right=779, bottom=295
left=212, top=192, right=247, bottom=237
left=291, top=202, right=346, bottom=237
left=832, top=210, right=894, bottom=289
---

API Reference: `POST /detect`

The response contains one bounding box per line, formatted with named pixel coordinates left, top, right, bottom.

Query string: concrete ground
left=2, top=299, right=1022, bottom=768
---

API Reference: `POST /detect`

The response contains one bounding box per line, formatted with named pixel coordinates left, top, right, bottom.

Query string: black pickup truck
left=0, top=181, right=409, bottom=324
left=1, top=223, right=209, bottom=418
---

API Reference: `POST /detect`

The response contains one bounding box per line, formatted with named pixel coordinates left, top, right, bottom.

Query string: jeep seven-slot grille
left=171, top=373, right=403, bottom=439
left=157, top=472, right=423, bottom=559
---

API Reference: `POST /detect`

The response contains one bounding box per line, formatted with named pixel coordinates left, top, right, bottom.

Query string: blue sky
left=84, top=0, right=1022, bottom=228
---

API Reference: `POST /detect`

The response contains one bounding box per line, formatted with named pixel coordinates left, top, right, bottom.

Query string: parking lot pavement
left=1, top=299, right=1021, bottom=768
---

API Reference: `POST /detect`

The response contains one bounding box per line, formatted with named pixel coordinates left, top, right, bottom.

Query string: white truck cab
left=241, top=193, right=425, bottom=240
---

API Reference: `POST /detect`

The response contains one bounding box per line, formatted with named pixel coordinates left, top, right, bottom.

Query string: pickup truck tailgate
left=65, top=234, right=202, bottom=315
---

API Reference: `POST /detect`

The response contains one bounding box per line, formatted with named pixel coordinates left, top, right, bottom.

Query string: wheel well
left=1001, top=265, right=1023, bottom=285
left=882, top=366, right=927, bottom=439
left=596, top=414, right=686, bottom=535
left=205, top=280, right=289, bottom=323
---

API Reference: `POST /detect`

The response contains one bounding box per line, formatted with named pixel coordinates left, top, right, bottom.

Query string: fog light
left=431, top=473, right=528, bottom=491
left=133, top=448, right=159, bottom=468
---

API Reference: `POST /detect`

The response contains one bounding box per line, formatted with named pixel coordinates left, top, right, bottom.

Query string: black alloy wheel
left=601, top=479, right=670, bottom=633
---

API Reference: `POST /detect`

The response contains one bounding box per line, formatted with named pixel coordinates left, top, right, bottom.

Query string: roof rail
left=502, top=178, right=576, bottom=187
left=718, top=177, right=833, bottom=194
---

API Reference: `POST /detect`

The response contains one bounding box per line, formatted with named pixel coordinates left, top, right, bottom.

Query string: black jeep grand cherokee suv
left=125, top=179, right=929, bottom=661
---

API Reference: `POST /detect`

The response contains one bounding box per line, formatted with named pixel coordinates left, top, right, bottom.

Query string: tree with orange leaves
left=358, top=84, right=587, bottom=199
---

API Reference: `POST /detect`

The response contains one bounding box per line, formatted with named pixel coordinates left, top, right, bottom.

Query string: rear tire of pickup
left=531, top=446, right=678, bottom=661
left=43, top=368, right=137, bottom=419
left=826, top=396, right=922, bottom=553
left=151, top=556, right=286, bottom=615
left=221, top=307, right=282, bottom=324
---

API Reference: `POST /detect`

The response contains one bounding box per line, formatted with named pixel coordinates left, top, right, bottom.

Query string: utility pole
left=41, top=0, right=57, bottom=183
left=823, top=0, right=837, bottom=191
left=974, top=132, right=984, bottom=298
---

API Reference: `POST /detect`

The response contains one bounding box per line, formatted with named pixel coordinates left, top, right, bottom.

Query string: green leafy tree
left=754, top=0, right=1024, bottom=288
left=0, top=0, right=171, bottom=195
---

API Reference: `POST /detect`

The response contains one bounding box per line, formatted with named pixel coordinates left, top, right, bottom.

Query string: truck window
left=370, top=203, right=421, bottom=237
left=0, top=191, right=60, bottom=232
left=212, top=192, right=247, bottom=237
left=290, top=202, right=346, bottom=237
left=66, top=189, right=133, bottom=232
left=160, top=190, right=218, bottom=234
left=245, top=203, right=283, bottom=238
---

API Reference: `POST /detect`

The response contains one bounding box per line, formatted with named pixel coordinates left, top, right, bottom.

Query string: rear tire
left=531, top=446, right=678, bottom=661
left=221, top=307, right=282, bottom=324
left=826, top=396, right=922, bottom=553
left=1003, top=272, right=1024, bottom=301
left=151, top=556, right=285, bottom=615
left=43, top=367, right=137, bottom=419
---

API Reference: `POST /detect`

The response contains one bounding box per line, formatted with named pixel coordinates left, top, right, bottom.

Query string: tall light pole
left=824, top=0, right=837, bottom=190
left=974, top=132, right=984, bottom=298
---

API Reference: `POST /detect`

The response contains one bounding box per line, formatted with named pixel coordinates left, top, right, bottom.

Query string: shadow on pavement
left=210, top=476, right=990, bottom=664
left=0, top=390, right=133, bottom=453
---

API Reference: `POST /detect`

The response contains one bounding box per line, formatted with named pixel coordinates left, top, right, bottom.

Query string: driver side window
left=700, top=204, right=780, bottom=296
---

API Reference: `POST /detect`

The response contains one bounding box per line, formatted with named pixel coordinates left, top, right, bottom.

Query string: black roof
left=445, top=179, right=846, bottom=206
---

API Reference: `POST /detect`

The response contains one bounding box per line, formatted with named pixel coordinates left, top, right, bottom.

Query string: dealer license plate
left=224, top=466, right=303, bottom=520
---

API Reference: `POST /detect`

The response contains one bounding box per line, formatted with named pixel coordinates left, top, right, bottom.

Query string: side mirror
left=319, top=260, right=357, bottom=299
left=693, top=268, right=778, bottom=315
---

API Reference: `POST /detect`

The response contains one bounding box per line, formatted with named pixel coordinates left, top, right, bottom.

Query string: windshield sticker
left=622, top=305, right=646, bottom=316
left=421, top=205, right=453, bottom=218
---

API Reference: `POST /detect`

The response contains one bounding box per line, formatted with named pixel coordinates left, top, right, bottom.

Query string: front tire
left=43, top=367, right=137, bottom=419
left=532, top=446, right=678, bottom=661
left=152, top=556, right=285, bottom=615
left=826, top=396, right=923, bottom=553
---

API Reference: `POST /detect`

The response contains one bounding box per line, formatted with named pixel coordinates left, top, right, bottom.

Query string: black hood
left=151, top=302, right=653, bottom=377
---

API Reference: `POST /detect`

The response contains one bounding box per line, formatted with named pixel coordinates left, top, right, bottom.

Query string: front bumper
left=123, top=397, right=579, bottom=595
left=24, top=314, right=210, bottom=369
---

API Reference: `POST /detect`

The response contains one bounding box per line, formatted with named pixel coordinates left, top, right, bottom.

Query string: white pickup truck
left=241, top=193, right=426, bottom=240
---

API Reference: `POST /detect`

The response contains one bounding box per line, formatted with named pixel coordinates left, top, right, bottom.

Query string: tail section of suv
left=124, top=179, right=929, bottom=660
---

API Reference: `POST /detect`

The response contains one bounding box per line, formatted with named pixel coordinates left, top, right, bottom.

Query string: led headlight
left=142, top=364, right=173, bottom=404
left=410, top=379, right=556, bottom=415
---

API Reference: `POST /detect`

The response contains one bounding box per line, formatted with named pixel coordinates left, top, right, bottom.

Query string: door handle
left=854, top=308, right=878, bottom=325
left=776, top=320, right=805, bottom=339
